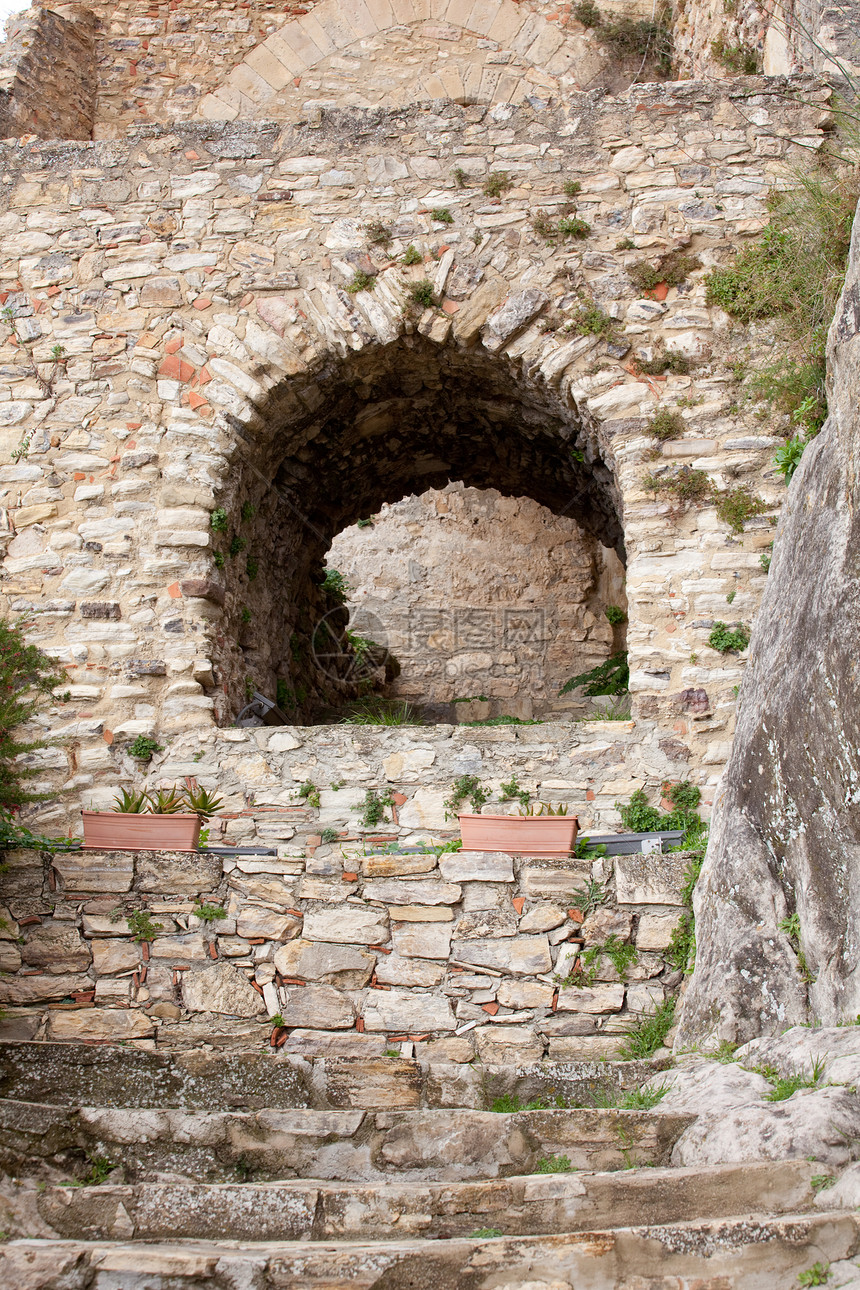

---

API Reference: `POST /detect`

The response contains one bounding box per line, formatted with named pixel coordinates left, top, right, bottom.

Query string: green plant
left=246, top=555, right=259, bottom=580
left=557, top=215, right=591, bottom=239
left=362, top=787, right=396, bottom=828
left=797, top=1263, right=830, bottom=1286
left=269, top=1013, right=285, bottom=1028
left=489, top=1093, right=566, bottom=1113
left=726, top=590, right=736, bottom=604
left=384, top=1048, right=400, bottom=1056
left=621, top=1085, right=669, bottom=1110
left=213, top=552, right=225, bottom=569
left=452, top=166, right=468, bottom=188
left=431, top=207, right=453, bottom=223
left=779, top=912, right=801, bottom=939
left=630, top=252, right=701, bottom=294
left=148, top=787, right=186, bottom=814
left=484, top=171, right=512, bottom=197
left=573, top=0, right=674, bottom=75
left=601, top=933, right=638, bottom=976
left=569, top=299, right=615, bottom=336
left=127, top=735, right=163, bottom=762
left=319, top=827, right=339, bottom=844
left=708, top=622, right=750, bottom=653
left=775, top=433, right=809, bottom=482
left=79, top=1154, right=116, bottom=1186
left=240, top=501, right=256, bottom=523
left=321, top=567, right=348, bottom=602
left=198, top=827, right=210, bottom=848
left=779, top=912, right=816, bottom=984
left=240, top=606, right=252, bottom=624
left=616, top=236, right=635, bottom=250
left=617, top=996, right=676, bottom=1059
left=365, top=220, right=391, bottom=246
left=470, top=1228, right=503, bottom=1239
left=715, top=484, right=768, bottom=534
left=341, top=698, right=419, bottom=726
left=193, top=903, right=226, bottom=923
left=533, top=1154, right=575, bottom=1173
left=183, top=785, right=223, bottom=817
left=500, top=776, right=530, bottom=809
left=811, top=1174, right=835, bottom=1193
left=408, top=279, right=437, bottom=308
left=638, top=346, right=692, bottom=376
left=642, top=467, right=711, bottom=506
left=563, top=180, right=581, bottom=198
left=355, top=517, right=374, bottom=528
left=560, top=652, right=628, bottom=697
left=229, top=534, right=246, bottom=558
left=402, top=244, right=423, bottom=265
left=210, top=507, right=229, bottom=533
left=646, top=409, right=684, bottom=442
left=347, top=270, right=376, bottom=294
left=444, top=775, right=489, bottom=817
left=112, top=788, right=150, bottom=813
left=465, top=715, right=543, bottom=726
left=760, top=549, right=773, bottom=573
left=298, top=782, right=321, bottom=809
left=0, top=618, right=68, bottom=815
left=127, top=910, right=163, bottom=943
left=711, top=33, right=759, bottom=73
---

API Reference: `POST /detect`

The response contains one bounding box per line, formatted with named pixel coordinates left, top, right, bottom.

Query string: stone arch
left=196, top=0, right=601, bottom=121
left=193, top=294, right=625, bottom=724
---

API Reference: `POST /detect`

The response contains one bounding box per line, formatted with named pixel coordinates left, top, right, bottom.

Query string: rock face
left=677, top=203, right=860, bottom=1048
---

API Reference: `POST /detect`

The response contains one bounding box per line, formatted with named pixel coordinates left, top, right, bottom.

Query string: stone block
left=361, top=854, right=438, bottom=878
left=547, top=1036, right=622, bottom=1060
left=52, top=851, right=134, bottom=894
left=450, top=935, right=551, bottom=975
left=91, top=939, right=140, bottom=975
left=236, top=908, right=302, bottom=941
left=137, top=849, right=223, bottom=894
left=279, top=984, right=355, bottom=1029
left=374, top=954, right=446, bottom=987
left=555, top=984, right=625, bottom=1013
left=362, top=879, right=461, bottom=905
left=439, top=852, right=514, bottom=882
left=284, top=1030, right=387, bottom=1057
left=20, top=924, right=91, bottom=973
left=518, top=903, right=567, bottom=933
left=520, top=866, right=590, bottom=899
left=454, top=909, right=518, bottom=938
left=387, top=906, right=454, bottom=921
left=273, top=939, right=375, bottom=988
left=475, top=1024, right=544, bottom=1063
left=47, top=1009, right=155, bottom=1042
left=636, top=912, right=683, bottom=950
left=362, top=987, right=456, bottom=1032
left=392, top=923, right=453, bottom=959
left=496, top=979, right=553, bottom=1009
left=0, top=973, right=91, bottom=1004
left=150, top=935, right=209, bottom=961
left=580, top=908, right=634, bottom=943
left=181, top=962, right=265, bottom=1016
left=304, top=908, right=389, bottom=945
left=615, top=852, right=690, bottom=905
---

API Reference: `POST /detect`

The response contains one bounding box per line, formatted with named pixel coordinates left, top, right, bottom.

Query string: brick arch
left=196, top=0, right=598, bottom=121
left=195, top=286, right=626, bottom=723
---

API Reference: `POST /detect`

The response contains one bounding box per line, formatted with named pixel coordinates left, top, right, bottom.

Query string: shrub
left=402, top=244, right=423, bottom=265
left=708, top=621, right=750, bottom=653
left=638, top=346, right=692, bottom=376
left=483, top=171, right=512, bottom=197
left=444, top=775, right=488, bottom=816
left=714, top=484, right=768, bottom=534
left=559, top=651, right=629, bottom=697
left=362, top=787, right=396, bottom=828
left=127, top=735, right=163, bottom=762
left=574, top=0, right=674, bottom=76
left=569, top=300, right=614, bottom=336
left=605, top=604, right=626, bottom=625
left=0, top=620, right=68, bottom=816
left=430, top=207, right=453, bottom=224
left=409, top=279, right=437, bottom=308
left=646, top=409, right=684, bottom=442
left=617, top=996, right=676, bottom=1059
left=209, top=507, right=228, bottom=533
left=321, top=567, right=348, bottom=603
left=557, top=215, right=591, bottom=240
left=347, top=270, right=375, bottom=294
left=364, top=221, right=391, bottom=246
left=711, top=34, right=759, bottom=73
left=629, top=252, right=700, bottom=294
left=642, top=468, right=711, bottom=505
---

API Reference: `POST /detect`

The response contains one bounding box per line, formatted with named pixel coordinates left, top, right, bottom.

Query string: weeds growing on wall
left=559, top=652, right=629, bottom=697
left=711, top=33, right=759, bottom=73
left=706, top=164, right=859, bottom=473
left=573, top=0, right=674, bottom=77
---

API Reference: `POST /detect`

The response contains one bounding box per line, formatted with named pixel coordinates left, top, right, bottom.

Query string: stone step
left=0, top=1042, right=668, bottom=1111
left=10, top=1161, right=818, bottom=1243
left=0, top=1099, right=693, bottom=1183
left=2, top=1211, right=858, bottom=1288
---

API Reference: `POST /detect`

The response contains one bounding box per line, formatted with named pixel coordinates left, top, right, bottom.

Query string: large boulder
left=677, top=202, right=860, bottom=1048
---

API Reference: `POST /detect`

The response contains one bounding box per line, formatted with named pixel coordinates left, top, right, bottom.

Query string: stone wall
left=0, top=820, right=689, bottom=1059
left=328, top=483, right=625, bottom=719
left=0, top=5, right=96, bottom=141
left=0, top=82, right=830, bottom=824
left=673, top=0, right=860, bottom=81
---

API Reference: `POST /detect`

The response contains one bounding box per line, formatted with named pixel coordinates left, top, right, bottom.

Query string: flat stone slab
left=614, top=851, right=692, bottom=905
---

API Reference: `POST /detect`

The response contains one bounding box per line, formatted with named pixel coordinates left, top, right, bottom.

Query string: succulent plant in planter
left=458, top=800, right=578, bottom=856
left=82, top=783, right=224, bottom=852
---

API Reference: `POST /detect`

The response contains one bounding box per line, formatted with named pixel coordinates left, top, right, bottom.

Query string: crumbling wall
left=0, top=5, right=96, bottom=140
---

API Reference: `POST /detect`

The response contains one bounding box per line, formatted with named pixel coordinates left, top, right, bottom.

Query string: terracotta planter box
left=458, top=812, right=578, bottom=856
left=82, top=811, right=201, bottom=852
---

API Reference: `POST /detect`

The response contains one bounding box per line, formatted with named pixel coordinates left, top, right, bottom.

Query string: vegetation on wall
left=573, top=0, right=674, bottom=78
left=706, top=165, right=859, bottom=477
left=559, top=652, right=629, bottom=697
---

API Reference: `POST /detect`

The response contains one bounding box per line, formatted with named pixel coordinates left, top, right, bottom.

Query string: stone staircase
left=1, top=1043, right=859, bottom=1288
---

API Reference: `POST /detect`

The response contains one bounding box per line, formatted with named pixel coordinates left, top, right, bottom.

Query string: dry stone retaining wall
left=0, top=81, right=831, bottom=836
left=0, top=809, right=690, bottom=1059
